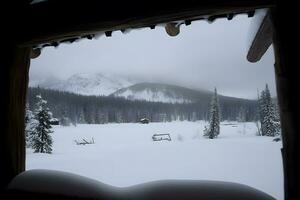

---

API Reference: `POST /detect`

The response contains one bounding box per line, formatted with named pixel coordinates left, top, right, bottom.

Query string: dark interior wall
left=0, top=44, right=30, bottom=190
left=271, top=5, right=298, bottom=200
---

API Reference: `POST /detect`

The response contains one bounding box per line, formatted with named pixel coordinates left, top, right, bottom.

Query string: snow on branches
left=204, top=88, right=221, bottom=139
left=29, top=94, right=54, bottom=153
left=258, top=84, right=281, bottom=137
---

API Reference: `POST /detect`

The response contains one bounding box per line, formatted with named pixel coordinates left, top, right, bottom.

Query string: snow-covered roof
left=140, top=118, right=149, bottom=121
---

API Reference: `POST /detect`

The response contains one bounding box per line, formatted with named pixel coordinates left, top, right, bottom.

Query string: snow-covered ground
left=26, top=121, right=283, bottom=199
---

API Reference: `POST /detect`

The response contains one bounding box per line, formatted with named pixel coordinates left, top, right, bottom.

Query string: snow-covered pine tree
left=237, top=107, right=246, bottom=122
left=31, top=95, right=53, bottom=153
left=273, top=99, right=281, bottom=137
left=259, top=84, right=280, bottom=137
left=60, top=110, right=71, bottom=126
left=259, top=89, right=266, bottom=135
left=25, top=103, right=36, bottom=148
left=204, top=88, right=221, bottom=139
left=78, top=109, right=86, bottom=124
left=255, top=89, right=262, bottom=136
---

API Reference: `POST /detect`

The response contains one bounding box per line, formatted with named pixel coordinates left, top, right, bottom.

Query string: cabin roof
left=8, top=0, right=274, bottom=48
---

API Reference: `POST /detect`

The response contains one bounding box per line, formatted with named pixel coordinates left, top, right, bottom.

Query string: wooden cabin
left=140, top=118, right=150, bottom=124
left=50, top=118, right=59, bottom=125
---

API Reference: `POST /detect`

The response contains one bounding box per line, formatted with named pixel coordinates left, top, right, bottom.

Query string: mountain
left=110, top=82, right=213, bottom=103
left=29, top=73, right=134, bottom=96
left=30, top=74, right=255, bottom=105
left=110, top=82, right=256, bottom=106
left=27, top=87, right=258, bottom=123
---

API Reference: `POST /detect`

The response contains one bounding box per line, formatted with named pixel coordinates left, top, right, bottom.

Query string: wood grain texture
left=247, top=11, right=273, bottom=63
left=1, top=44, right=30, bottom=189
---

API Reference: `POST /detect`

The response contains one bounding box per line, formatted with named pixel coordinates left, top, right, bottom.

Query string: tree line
left=203, top=85, right=281, bottom=139
left=27, top=87, right=258, bottom=125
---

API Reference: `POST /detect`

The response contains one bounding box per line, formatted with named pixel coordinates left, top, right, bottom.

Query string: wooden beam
left=271, top=6, right=298, bottom=200
left=1, top=44, right=30, bottom=189
left=10, top=0, right=274, bottom=46
left=247, top=11, right=273, bottom=63
left=30, top=48, right=41, bottom=59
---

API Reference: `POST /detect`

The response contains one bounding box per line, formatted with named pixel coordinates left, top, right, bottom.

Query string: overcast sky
left=30, top=14, right=276, bottom=99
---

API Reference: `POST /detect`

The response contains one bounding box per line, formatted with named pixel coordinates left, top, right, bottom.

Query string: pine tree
left=237, top=107, right=246, bottom=122
left=259, top=89, right=266, bottom=135
left=31, top=95, right=53, bottom=153
left=255, top=89, right=262, bottom=136
left=259, top=84, right=281, bottom=137
left=60, top=110, right=71, bottom=126
left=78, top=109, right=86, bottom=124
left=204, top=88, right=221, bottom=139
left=273, top=101, right=281, bottom=136
left=25, top=103, right=36, bottom=148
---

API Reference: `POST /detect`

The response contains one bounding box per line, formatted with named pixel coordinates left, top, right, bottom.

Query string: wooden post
left=1, top=43, right=31, bottom=189
left=271, top=6, right=298, bottom=200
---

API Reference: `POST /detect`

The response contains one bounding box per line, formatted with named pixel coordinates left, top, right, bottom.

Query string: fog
left=30, top=14, right=276, bottom=99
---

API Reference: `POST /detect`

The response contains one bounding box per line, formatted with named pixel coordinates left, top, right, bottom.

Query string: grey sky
left=30, top=14, right=276, bottom=99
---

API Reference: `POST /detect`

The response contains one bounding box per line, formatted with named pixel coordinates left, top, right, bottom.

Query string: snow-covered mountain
left=110, top=82, right=213, bottom=103
left=30, top=74, right=249, bottom=104
left=30, top=73, right=134, bottom=96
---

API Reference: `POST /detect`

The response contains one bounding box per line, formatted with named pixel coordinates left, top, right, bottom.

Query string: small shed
left=140, top=118, right=150, bottom=124
left=50, top=118, right=59, bottom=125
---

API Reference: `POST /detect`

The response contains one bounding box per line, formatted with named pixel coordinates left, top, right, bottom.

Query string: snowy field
left=26, top=121, right=283, bottom=199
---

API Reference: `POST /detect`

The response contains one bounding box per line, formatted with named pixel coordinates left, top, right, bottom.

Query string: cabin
left=140, top=118, right=150, bottom=124
left=50, top=118, right=59, bottom=125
